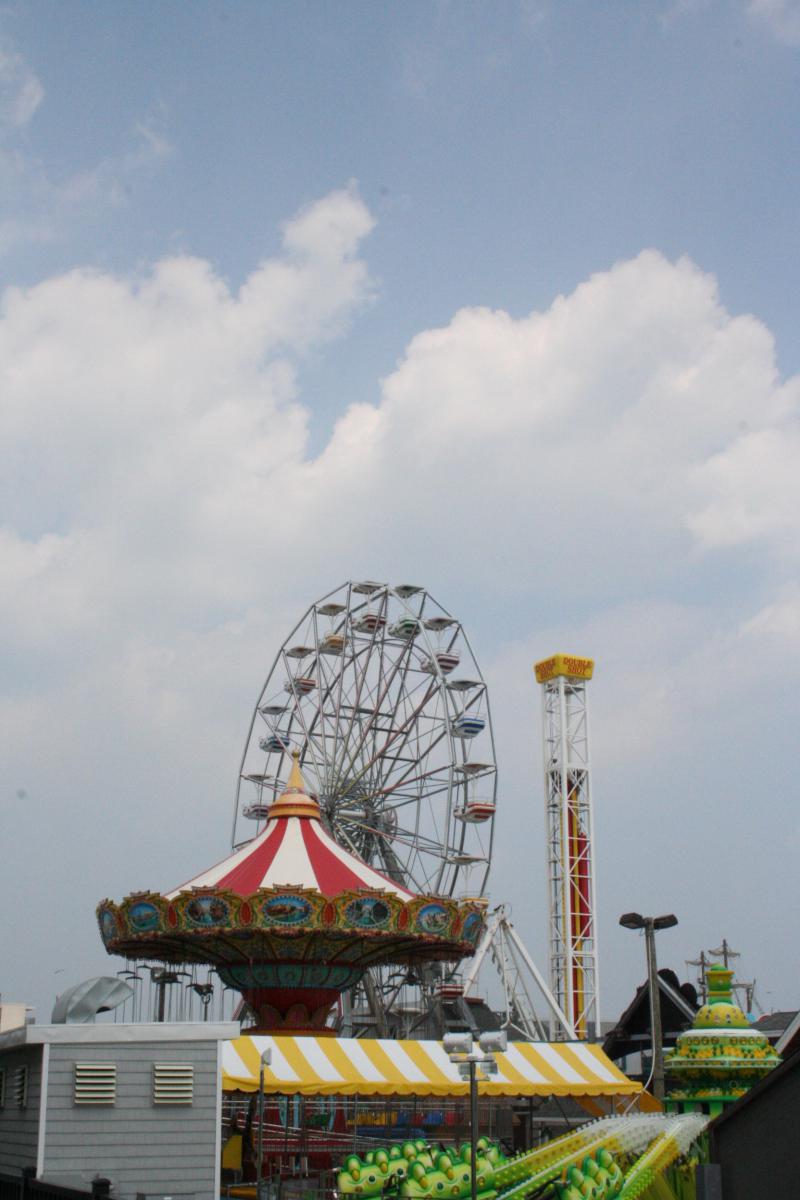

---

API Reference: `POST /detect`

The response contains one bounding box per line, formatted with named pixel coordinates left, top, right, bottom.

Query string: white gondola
left=454, top=762, right=492, bottom=776
left=394, top=584, right=422, bottom=598
left=353, top=613, right=386, bottom=634
left=317, top=602, right=346, bottom=617
left=320, top=632, right=346, bottom=655
left=421, top=651, right=460, bottom=675
left=260, top=735, right=290, bottom=753
left=243, top=803, right=271, bottom=821
left=451, top=714, right=485, bottom=738
left=244, top=772, right=275, bottom=784
left=447, top=679, right=481, bottom=692
left=284, top=676, right=316, bottom=695
left=352, top=580, right=383, bottom=594
left=454, top=800, right=496, bottom=823
left=424, top=616, right=456, bottom=632
left=390, top=616, right=420, bottom=639
left=286, top=645, right=314, bottom=659
left=259, top=704, right=285, bottom=717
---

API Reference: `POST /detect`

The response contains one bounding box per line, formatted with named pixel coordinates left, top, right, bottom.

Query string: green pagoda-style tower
left=665, top=963, right=781, bottom=1117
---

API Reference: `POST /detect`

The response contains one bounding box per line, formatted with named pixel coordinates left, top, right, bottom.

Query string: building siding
left=42, top=1041, right=219, bottom=1200
left=0, top=1047, right=42, bottom=1172
left=711, top=1061, right=800, bottom=1199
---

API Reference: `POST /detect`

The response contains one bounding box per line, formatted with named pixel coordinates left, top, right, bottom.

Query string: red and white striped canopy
left=167, top=754, right=413, bottom=901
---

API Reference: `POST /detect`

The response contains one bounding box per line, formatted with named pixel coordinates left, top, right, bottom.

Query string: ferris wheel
left=233, top=581, right=497, bottom=902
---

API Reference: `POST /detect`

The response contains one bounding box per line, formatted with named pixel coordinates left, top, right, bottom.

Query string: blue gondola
left=451, top=715, right=486, bottom=738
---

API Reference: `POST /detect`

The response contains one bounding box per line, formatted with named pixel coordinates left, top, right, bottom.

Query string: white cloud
left=688, top=424, right=800, bottom=552
left=741, top=585, right=800, bottom=638
left=1, top=191, right=799, bottom=1019
left=0, top=185, right=376, bottom=652
left=747, top=0, right=800, bottom=45
left=0, top=43, right=43, bottom=130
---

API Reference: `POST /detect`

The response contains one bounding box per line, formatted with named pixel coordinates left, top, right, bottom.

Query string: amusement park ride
left=100, top=581, right=597, bottom=1042
left=535, top=654, right=599, bottom=1041
left=90, top=581, right=773, bottom=1198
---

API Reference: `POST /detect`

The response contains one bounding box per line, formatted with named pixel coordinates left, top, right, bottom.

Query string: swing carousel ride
left=98, top=582, right=498, bottom=1032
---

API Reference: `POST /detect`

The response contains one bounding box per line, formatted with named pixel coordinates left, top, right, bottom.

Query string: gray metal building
left=0, top=1022, right=239, bottom=1200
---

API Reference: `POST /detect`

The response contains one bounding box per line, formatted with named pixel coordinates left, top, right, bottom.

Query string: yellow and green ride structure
left=335, top=1114, right=708, bottom=1200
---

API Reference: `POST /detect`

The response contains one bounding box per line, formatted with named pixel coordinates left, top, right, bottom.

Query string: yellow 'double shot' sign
left=534, top=654, right=595, bottom=684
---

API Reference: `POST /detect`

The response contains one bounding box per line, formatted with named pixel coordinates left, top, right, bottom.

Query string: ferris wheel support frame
left=461, top=904, right=576, bottom=1040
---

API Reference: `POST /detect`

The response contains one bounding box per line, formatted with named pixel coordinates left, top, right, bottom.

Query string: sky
left=1, top=1, right=798, bottom=1029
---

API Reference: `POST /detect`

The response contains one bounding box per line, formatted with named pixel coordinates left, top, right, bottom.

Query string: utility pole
left=709, top=939, right=740, bottom=969
left=708, top=940, right=755, bottom=1012
left=686, top=951, right=709, bottom=1003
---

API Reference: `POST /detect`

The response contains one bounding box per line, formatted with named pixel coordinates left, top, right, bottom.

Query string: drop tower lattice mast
left=535, top=654, right=600, bottom=1040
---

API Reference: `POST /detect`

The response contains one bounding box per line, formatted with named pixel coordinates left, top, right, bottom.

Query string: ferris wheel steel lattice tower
left=535, top=654, right=600, bottom=1040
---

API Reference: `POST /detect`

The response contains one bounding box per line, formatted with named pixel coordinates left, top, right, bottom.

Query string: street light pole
left=619, top=912, right=678, bottom=1104
left=643, top=921, right=666, bottom=1102
left=444, top=1029, right=506, bottom=1200
left=469, top=1058, right=478, bottom=1200
left=256, top=1048, right=272, bottom=1200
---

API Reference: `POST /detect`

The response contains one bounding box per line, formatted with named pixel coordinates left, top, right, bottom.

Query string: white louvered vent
left=14, top=1065, right=28, bottom=1108
left=153, top=1062, right=194, bottom=1105
left=74, top=1062, right=117, bottom=1105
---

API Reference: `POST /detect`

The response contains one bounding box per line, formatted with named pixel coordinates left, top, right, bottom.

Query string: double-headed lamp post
left=444, top=1031, right=507, bottom=1200
left=256, top=1047, right=272, bottom=1200
left=619, top=912, right=678, bottom=1102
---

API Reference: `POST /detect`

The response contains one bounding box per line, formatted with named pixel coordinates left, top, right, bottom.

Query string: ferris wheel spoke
left=330, top=591, right=389, bottom=783
left=319, top=584, right=357, bottom=787
left=310, top=607, right=333, bottom=773
left=332, top=620, right=413, bottom=786
left=377, top=724, right=455, bottom=815
left=377, top=838, right=409, bottom=887
left=333, top=810, right=459, bottom=865
left=378, top=680, right=451, bottom=782
left=283, top=693, right=327, bottom=790
left=357, top=772, right=453, bottom=811
left=331, top=816, right=370, bottom=860
left=334, top=678, right=440, bottom=798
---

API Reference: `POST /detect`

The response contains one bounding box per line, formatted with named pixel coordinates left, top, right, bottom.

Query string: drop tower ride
left=534, top=654, right=600, bottom=1040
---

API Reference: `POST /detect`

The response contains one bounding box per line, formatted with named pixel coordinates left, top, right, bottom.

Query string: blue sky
left=7, top=3, right=800, bottom=380
left=1, top=1, right=798, bottom=1026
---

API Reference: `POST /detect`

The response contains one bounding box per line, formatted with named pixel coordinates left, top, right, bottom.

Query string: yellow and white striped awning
left=222, top=1035, right=638, bottom=1097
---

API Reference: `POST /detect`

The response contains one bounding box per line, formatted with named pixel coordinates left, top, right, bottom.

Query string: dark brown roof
left=602, top=968, right=698, bottom=1062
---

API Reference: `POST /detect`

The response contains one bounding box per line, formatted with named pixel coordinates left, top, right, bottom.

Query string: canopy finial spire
left=268, top=748, right=320, bottom=820
left=287, top=747, right=305, bottom=793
